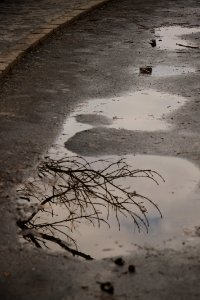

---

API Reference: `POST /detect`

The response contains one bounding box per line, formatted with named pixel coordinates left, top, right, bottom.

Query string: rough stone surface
left=0, top=0, right=110, bottom=77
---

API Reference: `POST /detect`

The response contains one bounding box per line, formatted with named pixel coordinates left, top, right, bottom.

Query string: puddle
left=18, top=154, right=200, bottom=259
left=154, top=26, right=200, bottom=50
left=151, top=65, right=195, bottom=76
left=132, top=65, right=195, bottom=77
left=52, top=90, right=186, bottom=148
left=47, top=87, right=187, bottom=163
left=17, top=88, right=199, bottom=259
left=63, top=154, right=200, bottom=258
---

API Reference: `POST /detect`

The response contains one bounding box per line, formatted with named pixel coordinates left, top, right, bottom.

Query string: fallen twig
left=176, top=43, right=199, bottom=49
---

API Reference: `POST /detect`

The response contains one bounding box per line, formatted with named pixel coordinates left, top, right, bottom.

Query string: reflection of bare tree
left=17, top=156, right=163, bottom=260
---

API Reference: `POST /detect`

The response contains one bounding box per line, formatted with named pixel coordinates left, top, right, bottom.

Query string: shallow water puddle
left=17, top=87, right=197, bottom=258
left=151, top=65, right=195, bottom=76
left=154, top=26, right=200, bottom=50
left=53, top=90, right=186, bottom=146
left=40, top=154, right=200, bottom=259
left=132, top=65, right=195, bottom=77
left=68, top=155, right=200, bottom=258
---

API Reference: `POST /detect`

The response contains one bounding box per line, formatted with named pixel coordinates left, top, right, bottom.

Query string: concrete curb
left=0, top=0, right=110, bottom=79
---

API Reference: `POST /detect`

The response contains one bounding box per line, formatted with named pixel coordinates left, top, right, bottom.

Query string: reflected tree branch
left=17, top=156, right=164, bottom=259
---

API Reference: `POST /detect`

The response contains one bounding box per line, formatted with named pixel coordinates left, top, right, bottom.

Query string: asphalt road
left=0, top=0, right=200, bottom=299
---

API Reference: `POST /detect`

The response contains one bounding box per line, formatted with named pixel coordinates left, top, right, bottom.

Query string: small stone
left=128, top=265, right=136, bottom=273
left=114, top=257, right=125, bottom=266
left=149, top=39, right=156, bottom=47
left=140, top=66, right=152, bottom=75
left=81, top=285, right=89, bottom=290
left=100, top=282, right=114, bottom=294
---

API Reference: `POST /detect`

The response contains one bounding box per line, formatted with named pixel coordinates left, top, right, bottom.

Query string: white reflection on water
left=151, top=65, right=195, bottom=77
left=131, top=65, right=195, bottom=77
left=51, top=90, right=186, bottom=154
left=154, top=26, right=200, bottom=50
left=66, top=154, right=200, bottom=258
left=42, top=152, right=200, bottom=258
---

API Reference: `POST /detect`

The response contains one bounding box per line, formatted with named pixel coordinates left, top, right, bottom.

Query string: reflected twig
left=17, top=156, right=164, bottom=259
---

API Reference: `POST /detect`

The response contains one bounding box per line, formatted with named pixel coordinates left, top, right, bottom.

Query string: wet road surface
left=1, top=0, right=200, bottom=299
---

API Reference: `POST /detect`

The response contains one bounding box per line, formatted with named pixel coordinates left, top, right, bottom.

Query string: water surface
left=34, top=154, right=200, bottom=259
left=154, top=26, right=200, bottom=50
left=131, top=65, right=195, bottom=77
left=52, top=90, right=186, bottom=151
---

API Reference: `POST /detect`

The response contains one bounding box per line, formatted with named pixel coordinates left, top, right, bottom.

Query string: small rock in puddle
left=114, top=257, right=125, bottom=266
left=75, top=114, right=113, bottom=126
left=98, top=282, right=114, bottom=294
left=149, top=39, right=156, bottom=47
left=128, top=265, right=136, bottom=273
left=139, top=66, right=152, bottom=75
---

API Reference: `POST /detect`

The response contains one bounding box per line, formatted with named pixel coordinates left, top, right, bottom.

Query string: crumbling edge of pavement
left=0, top=0, right=110, bottom=79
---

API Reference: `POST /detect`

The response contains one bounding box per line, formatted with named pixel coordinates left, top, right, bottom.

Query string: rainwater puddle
left=67, top=154, right=200, bottom=258
left=53, top=90, right=186, bottom=146
left=132, top=65, right=195, bottom=77
left=29, top=154, right=200, bottom=259
left=17, top=88, right=198, bottom=259
left=152, top=65, right=195, bottom=76
left=154, top=26, right=200, bottom=50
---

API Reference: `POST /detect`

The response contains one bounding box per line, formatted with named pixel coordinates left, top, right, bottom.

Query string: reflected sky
left=62, top=154, right=200, bottom=258
left=154, top=26, right=200, bottom=50
left=131, top=65, right=196, bottom=77
left=50, top=90, right=186, bottom=154
left=38, top=154, right=200, bottom=258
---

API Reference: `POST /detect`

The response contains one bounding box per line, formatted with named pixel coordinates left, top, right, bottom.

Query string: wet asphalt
left=0, top=0, right=200, bottom=299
